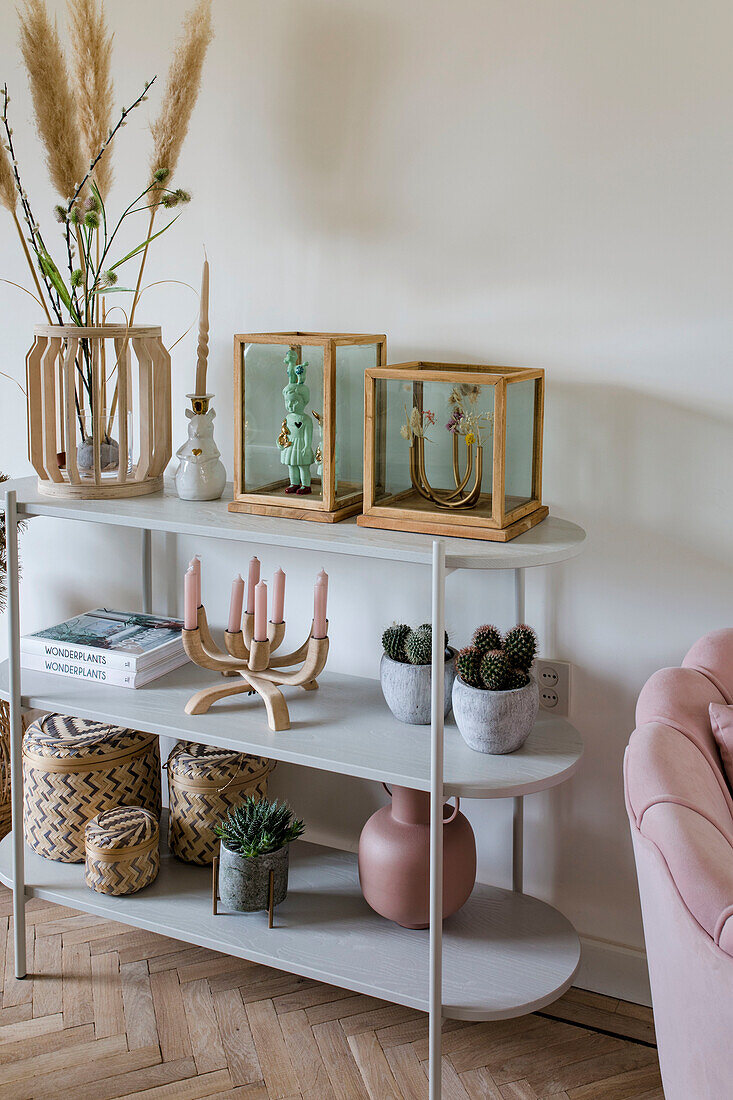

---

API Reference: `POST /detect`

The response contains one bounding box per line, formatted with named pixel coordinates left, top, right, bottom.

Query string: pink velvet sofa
left=625, top=629, right=733, bottom=1100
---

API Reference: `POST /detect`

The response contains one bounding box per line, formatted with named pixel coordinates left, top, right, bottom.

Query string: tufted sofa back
left=625, top=629, right=733, bottom=955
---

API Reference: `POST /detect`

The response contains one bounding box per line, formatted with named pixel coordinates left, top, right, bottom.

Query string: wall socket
left=534, top=658, right=571, bottom=716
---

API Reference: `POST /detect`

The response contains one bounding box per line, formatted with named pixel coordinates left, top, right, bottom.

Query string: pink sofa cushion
left=709, top=703, right=733, bottom=791
left=683, top=629, right=733, bottom=703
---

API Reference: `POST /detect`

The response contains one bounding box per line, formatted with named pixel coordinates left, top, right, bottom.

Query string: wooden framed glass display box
left=229, top=332, right=387, bottom=523
left=358, top=362, right=548, bottom=542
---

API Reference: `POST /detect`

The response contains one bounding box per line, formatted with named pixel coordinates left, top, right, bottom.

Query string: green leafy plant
left=215, top=797, right=305, bottom=859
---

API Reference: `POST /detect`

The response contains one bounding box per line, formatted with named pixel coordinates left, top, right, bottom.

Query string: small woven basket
left=23, top=714, right=161, bottom=863
left=85, top=807, right=160, bottom=895
left=167, top=741, right=272, bottom=865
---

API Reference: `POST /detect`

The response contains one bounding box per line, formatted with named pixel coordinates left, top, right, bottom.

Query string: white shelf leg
left=142, top=529, right=152, bottom=614
left=429, top=539, right=446, bottom=1100
left=5, top=490, right=26, bottom=978
left=514, top=566, right=525, bottom=623
left=513, top=796, right=524, bottom=893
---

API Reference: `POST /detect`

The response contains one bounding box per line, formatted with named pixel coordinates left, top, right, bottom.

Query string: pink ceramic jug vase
left=358, top=784, right=476, bottom=929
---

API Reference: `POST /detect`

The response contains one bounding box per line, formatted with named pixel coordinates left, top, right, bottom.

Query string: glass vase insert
left=358, top=361, right=547, bottom=542
left=26, top=324, right=172, bottom=499
left=229, top=331, right=387, bottom=523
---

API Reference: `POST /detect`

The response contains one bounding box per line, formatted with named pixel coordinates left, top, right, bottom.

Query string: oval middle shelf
left=0, top=660, right=582, bottom=798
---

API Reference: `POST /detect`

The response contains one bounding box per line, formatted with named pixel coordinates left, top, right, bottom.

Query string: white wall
left=3, top=0, right=733, bottom=1003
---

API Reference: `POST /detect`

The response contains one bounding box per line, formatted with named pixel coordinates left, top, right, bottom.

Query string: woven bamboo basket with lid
left=85, top=806, right=160, bottom=895
left=23, top=714, right=161, bottom=863
left=167, top=741, right=273, bottom=865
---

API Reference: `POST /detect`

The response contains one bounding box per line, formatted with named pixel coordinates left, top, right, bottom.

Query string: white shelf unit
left=1, top=477, right=586, bottom=1100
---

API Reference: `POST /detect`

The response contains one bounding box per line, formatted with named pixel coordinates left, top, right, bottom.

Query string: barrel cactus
left=405, top=627, right=432, bottom=665
left=503, top=625, right=537, bottom=673
left=505, top=667, right=530, bottom=690
left=382, top=623, right=410, bottom=663
left=472, top=624, right=502, bottom=655
left=480, top=649, right=509, bottom=690
left=456, top=646, right=482, bottom=687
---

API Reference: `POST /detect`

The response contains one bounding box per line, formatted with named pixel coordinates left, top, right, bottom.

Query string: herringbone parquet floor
left=0, top=884, right=662, bottom=1099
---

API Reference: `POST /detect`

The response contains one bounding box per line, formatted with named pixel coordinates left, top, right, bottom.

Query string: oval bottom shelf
left=0, top=824, right=580, bottom=1021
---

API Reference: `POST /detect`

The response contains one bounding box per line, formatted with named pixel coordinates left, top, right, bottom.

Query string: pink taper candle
left=189, top=556, right=201, bottom=608
left=313, top=579, right=328, bottom=639
left=254, top=581, right=268, bottom=642
left=227, top=574, right=245, bottom=633
left=316, top=569, right=328, bottom=598
left=184, top=568, right=197, bottom=630
left=272, top=568, right=286, bottom=624
left=246, top=556, right=261, bottom=614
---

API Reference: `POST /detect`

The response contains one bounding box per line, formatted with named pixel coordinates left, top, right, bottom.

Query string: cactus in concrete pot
left=453, top=622, right=539, bottom=754
left=380, top=621, right=456, bottom=725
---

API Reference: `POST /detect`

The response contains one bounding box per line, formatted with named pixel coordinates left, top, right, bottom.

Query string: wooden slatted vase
left=26, top=324, right=172, bottom=499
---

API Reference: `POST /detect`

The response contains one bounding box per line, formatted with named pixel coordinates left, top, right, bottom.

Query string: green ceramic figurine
left=277, top=349, right=314, bottom=495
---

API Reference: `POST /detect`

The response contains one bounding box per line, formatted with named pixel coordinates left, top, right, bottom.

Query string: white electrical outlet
left=534, top=658, right=570, bottom=716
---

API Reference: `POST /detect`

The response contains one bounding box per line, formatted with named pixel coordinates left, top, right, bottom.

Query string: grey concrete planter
left=380, top=649, right=456, bottom=725
left=452, top=675, right=539, bottom=754
left=218, top=841, right=289, bottom=912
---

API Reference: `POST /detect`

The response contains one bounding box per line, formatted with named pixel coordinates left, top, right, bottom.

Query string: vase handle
left=382, top=782, right=392, bottom=797
left=443, top=798, right=460, bottom=824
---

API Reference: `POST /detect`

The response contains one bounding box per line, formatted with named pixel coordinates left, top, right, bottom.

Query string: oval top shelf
left=0, top=659, right=582, bottom=798
left=3, top=477, right=586, bottom=571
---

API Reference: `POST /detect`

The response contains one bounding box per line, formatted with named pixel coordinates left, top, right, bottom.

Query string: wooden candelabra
left=182, top=606, right=329, bottom=732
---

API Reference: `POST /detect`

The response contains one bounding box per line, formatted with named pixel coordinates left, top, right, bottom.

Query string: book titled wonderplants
left=21, top=609, right=185, bottom=671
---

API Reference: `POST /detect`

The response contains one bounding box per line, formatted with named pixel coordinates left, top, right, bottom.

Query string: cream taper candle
left=195, top=253, right=209, bottom=395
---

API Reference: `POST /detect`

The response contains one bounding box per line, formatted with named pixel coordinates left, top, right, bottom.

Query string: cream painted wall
left=2, top=0, right=733, bottom=1002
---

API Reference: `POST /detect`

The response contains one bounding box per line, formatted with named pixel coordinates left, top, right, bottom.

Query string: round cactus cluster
left=472, top=624, right=502, bottom=654
left=382, top=624, right=410, bottom=662
left=456, top=646, right=482, bottom=687
left=455, top=621, right=538, bottom=690
left=382, top=622, right=451, bottom=666
left=480, top=649, right=509, bottom=690
left=405, top=628, right=432, bottom=665
left=503, top=625, right=538, bottom=673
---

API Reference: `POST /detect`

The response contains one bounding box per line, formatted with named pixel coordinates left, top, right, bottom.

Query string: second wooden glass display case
left=358, top=361, right=548, bottom=541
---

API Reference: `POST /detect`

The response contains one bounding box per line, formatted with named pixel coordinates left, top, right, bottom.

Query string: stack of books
left=21, top=609, right=189, bottom=688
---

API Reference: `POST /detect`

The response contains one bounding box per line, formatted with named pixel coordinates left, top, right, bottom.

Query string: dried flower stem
left=10, top=209, right=50, bottom=322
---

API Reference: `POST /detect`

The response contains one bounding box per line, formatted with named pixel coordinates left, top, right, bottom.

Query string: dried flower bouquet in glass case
left=359, top=362, right=547, bottom=542
left=229, top=333, right=387, bottom=522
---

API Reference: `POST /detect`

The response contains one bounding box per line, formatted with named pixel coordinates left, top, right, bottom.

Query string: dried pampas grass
left=67, top=0, right=115, bottom=199
left=18, top=0, right=86, bottom=201
left=150, top=0, right=213, bottom=186
left=0, top=138, right=16, bottom=213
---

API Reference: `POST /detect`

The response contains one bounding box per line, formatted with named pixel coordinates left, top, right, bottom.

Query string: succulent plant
left=480, top=649, right=509, bottom=691
left=503, top=625, right=537, bottom=673
left=472, top=624, right=502, bottom=654
left=505, top=666, right=530, bottom=690
left=418, top=623, right=450, bottom=650
left=382, top=623, right=410, bottom=663
left=456, top=646, right=482, bottom=687
left=215, top=797, right=305, bottom=859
